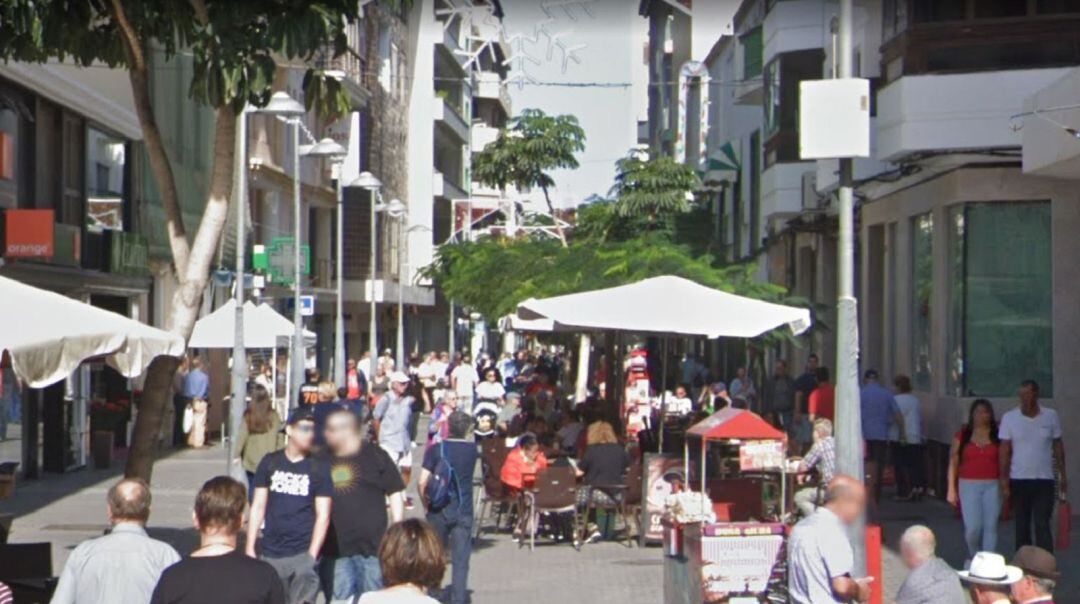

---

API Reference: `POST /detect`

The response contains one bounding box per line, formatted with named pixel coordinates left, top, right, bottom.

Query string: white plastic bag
left=182, top=404, right=194, bottom=434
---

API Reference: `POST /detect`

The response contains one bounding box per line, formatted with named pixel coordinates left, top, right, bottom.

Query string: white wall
left=876, top=68, right=1073, bottom=162
left=1022, top=67, right=1080, bottom=178
left=406, top=0, right=438, bottom=283
left=762, top=0, right=828, bottom=66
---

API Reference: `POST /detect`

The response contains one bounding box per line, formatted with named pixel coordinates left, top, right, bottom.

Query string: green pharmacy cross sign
left=252, top=237, right=310, bottom=285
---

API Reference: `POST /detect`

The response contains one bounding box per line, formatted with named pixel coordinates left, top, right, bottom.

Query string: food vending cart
left=663, top=407, right=790, bottom=603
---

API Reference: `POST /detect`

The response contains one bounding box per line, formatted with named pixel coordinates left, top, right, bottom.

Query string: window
left=946, top=202, right=1052, bottom=396
left=86, top=127, right=127, bottom=232
left=912, top=0, right=966, bottom=23
left=742, top=28, right=763, bottom=79
left=763, top=49, right=824, bottom=165
left=975, top=0, right=1027, bottom=18
left=377, top=25, right=392, bottom=92
left=883, top=0, right=909, bottom=40
left=0, top=106, right=16, bottom=208
left=911, top=212, right=933, bottom=391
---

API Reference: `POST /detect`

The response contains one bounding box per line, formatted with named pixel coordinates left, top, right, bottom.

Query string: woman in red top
left=500, top=433, right=549, bottom=492
left=947, top=399, right=1001, bottom=558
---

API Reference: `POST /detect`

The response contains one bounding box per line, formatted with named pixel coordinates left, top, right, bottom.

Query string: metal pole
left=396, top=217, right=405, bottom=370
left=659, top=337, right=668, bottom=452
left=369, top=190, right=379, bottom=381
left=448, top=299, right=456, bottom=354
left=229, top=109, right=248, bottom=479
left=834, top=0, right=865, bottom=573
left=333, top=163, right=346, bottom=387
left=290, top=118, right=305, bottom=411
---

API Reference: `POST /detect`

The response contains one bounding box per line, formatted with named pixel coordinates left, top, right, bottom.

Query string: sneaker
left=586, top=529, right=602, bottom=544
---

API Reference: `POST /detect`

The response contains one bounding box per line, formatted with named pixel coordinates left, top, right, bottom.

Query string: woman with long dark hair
left=947, top=398, right=1001, bottom=558
left=233, top=385, right=283, bottom=497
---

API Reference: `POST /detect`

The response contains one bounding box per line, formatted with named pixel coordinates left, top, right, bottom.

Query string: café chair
left=527, top=466, right=579, bottom=551
left=474, top=444, right=516, bottom=541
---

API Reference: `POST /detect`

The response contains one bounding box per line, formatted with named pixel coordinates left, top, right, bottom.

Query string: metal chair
left=474, top=442, right=516, bottom=540
left=528, top=466, right=579, bottom=551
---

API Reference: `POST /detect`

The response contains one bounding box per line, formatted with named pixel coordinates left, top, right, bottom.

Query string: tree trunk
left=124, top=108, right=238, bottom=482
left=540, top=184, right=568, bottom=247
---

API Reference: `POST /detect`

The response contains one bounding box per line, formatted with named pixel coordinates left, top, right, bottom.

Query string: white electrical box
left=799, top=78, right=871, bottom=159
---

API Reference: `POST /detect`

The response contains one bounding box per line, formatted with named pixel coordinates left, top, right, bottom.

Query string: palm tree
left=473, top=109, right=586, bottom=247
left=609, top=149, right=702, bottom=229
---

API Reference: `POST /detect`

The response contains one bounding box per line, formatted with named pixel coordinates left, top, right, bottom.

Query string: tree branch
left=108, top=0, right=191, bottom=277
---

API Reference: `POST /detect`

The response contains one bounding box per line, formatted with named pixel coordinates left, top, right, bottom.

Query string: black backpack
left=423, top=441, right=459, bottom=512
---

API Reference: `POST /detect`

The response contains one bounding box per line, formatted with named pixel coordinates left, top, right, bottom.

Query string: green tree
left=0, top=0, right=368, bottom=480
left=472, top=108, right=586, bottom=247
left=609, top=150, right=702, bottom=229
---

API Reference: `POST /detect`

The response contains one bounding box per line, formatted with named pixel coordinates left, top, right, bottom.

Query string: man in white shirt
left=451, top=353, right=479, bottom=413
left=998, top=379, right=1066, bottom=552
left=665, top=385, right=693, bottom=417
left=51, top=478, right=180, bottom=604
left=788, top=475, right=873, bottom=603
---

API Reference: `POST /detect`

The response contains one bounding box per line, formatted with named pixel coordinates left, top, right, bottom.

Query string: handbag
left=182, top=404, right=194, bottom=434
left=1056, top=497, right=1071, bottom=551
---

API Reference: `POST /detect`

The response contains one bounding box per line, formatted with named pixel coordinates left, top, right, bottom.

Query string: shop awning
left=515, top=275, right=810, bottom=339
left=0, top=275, right=184, bottom=387
left=686, top=407, right=786, bottom=441
left=188, top=300, right=316, bottom=349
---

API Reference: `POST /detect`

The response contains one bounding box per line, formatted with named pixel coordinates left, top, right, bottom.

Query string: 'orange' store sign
left=5, top=209, right=55, bottom=258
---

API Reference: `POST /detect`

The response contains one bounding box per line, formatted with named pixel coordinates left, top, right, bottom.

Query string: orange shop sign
left=5, top=209, right=55, bottom=258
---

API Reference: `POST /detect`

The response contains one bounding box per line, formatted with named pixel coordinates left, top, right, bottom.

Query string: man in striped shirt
left=794, top=419, right=837, bottom=517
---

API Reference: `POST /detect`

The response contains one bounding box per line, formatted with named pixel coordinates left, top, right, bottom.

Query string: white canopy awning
left=515, top=275, right=811, bottom=339
left=497, top=314, right=554, bottom=333
left=189, top=300, right=316, bottom=349
left=0, top=275, right=185, bottom=387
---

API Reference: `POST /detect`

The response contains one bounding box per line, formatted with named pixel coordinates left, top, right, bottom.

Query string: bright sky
left=499, top=0, right=646, bottom=210
left=499, top=0, right=737, bottom=210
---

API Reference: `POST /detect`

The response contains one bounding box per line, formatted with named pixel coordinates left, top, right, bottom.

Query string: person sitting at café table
left=792, top=418, right=837, bottom=518
left=574, top=421, right=630, bottom=543
left=500, top=433, right=549, bottom=494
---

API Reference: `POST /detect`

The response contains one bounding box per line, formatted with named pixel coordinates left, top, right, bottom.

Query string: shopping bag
left=182, top=404, right=194, bottom=434
left=1056, top=498, right=1071, bottom=551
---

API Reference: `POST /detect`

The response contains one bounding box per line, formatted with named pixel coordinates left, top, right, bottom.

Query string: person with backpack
left=419, top=411, right=478, bottom=604
left=320, top=407, right=406, bottom=602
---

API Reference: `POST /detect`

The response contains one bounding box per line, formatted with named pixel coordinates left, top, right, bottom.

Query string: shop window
left=742, top=27, right=763, bottom=79
left=947, top=201, right=1052, bottom=397
left=910, top=212, right=933, bottom=392
left=912, top=0, right=967, bottom=23
left=975, top=0, right=1027, bottom=18
left=86, top=127, right=127, bottom=232
left=1038, top=0, right=1080, bottom=13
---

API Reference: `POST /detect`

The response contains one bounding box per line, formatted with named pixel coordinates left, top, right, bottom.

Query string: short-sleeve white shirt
left=788, top=507, right=853, bottom=604
left=998, top=406, right=1062, bottom=480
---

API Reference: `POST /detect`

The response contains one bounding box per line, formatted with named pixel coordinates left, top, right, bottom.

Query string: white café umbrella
left=188, top=300, right=316, bottom=349
left=0, top=275, right=185, bottom=387
left=515, top=275, right=811, bottom=338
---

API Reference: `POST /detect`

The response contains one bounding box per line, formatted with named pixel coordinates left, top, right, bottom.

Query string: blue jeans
left=320, top=554, right=381, bottom=603
left=428, top=507, right=474, bottom=604
left=958, top=478, right=1000, bottom=557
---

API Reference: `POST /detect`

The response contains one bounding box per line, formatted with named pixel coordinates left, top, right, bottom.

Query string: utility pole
left=228, top=109, right=248, bottom=480
left=833, top=0, right=866, bottom=573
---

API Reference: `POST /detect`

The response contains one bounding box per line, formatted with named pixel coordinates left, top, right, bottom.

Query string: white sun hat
left=957, top=552, right=1023, bottom=586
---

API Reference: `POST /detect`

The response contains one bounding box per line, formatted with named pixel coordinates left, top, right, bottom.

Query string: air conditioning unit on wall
left=801, top=172, right=821, bottom=211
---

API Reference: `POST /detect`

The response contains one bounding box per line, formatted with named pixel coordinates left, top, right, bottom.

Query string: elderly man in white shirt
left=51, top=478, right=179, bottom=604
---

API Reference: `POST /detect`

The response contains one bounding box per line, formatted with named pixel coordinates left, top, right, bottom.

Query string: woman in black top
left=575, top=421, right=631, bottom=505
left=151, top=477, right=284, bottom=604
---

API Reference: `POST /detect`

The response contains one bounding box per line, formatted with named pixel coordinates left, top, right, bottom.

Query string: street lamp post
left=302, top=138, right=348, bottom=387
left=256, top=92, right=307, bottom=410
left=395, top=214, right=406, bottom=370
left=228, top=106, right=250, bottom=479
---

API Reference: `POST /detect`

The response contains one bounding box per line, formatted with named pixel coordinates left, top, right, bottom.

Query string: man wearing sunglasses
left=246, top=407, right=332, bottom=604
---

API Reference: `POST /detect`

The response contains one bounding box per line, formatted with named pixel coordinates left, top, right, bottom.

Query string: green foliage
left=422, top=234, right=795, bottom=322
left=0, top=0, right=361, bottom=116
left=473, top=108, right=586, bottom=193
left=610, top=150, right=703, bottom=221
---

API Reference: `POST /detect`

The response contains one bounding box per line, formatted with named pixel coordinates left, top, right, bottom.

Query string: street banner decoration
left=676, top=60, right=711, bottom=167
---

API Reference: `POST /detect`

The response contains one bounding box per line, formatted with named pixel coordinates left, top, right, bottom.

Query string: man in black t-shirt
left=320, top=407, right=405, bottom=601
left=298, top=368, right=321, bottom=407
left=419, top=411, right=479, bottom=604
left=245, top=408, right=331, bottom=604
left=152, top=476, right=284, bottom=604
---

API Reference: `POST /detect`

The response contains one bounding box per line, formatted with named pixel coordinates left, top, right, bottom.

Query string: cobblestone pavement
left=2, top=443, right=1077, bottom=603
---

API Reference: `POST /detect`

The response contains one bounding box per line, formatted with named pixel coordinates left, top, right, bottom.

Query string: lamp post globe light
left=254, top=91, right=306, bottom=409
left=301, top=138, right=348, bottom=387
left=353, top=171, right=383, bottom=383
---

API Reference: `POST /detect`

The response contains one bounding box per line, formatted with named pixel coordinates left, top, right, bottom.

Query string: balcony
left=474, top=71, right=511, bottom=116
left=471, top=122, right=499, bottom=150
left=434, top=96, right=469, bottom=144
left=433, top=170, right=467, bottom=201
left=875, top=67, right=1072, bottom=162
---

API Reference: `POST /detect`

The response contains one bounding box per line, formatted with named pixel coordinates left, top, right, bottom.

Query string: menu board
left=738, top=440, right=785, bottom=471
left=700, top=523, right=786, bottom=602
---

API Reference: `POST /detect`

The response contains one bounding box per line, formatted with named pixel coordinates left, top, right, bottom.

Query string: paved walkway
left=2, top=444, right=1077, bottom=603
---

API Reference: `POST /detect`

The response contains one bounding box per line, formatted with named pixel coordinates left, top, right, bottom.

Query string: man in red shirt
left=807, top=367, right=835, bottom=422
